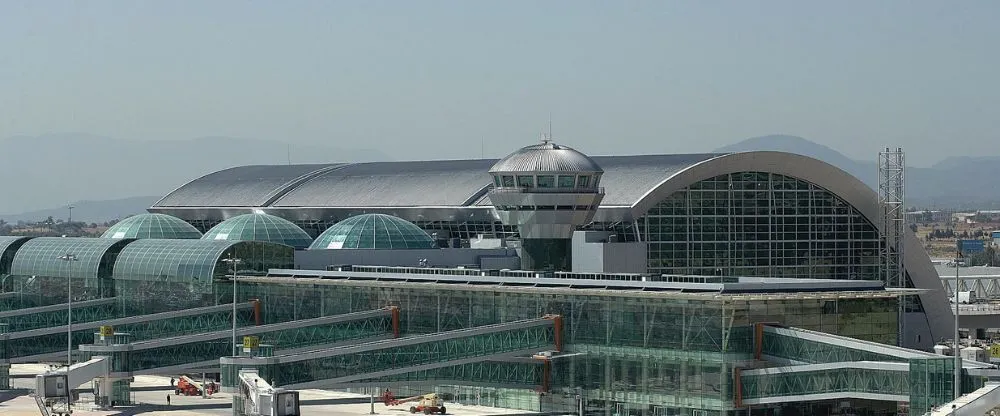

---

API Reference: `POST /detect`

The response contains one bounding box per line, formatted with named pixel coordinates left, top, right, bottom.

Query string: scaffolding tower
left=878, top=147, right=906, bottom=289
left=879, top=147, right=906, bottom=348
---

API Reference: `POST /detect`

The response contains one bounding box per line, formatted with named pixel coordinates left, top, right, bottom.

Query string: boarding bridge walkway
left=334, top=360, right=550, bottom=390
left=4, top=301, right=258, bottom=363
left=32, top=308, right=396, bottom=409
left=0, top=298, right=119, bottom=332
left=234, top=369, right=300, bottom=416
left=221, top=315, right=562, bottom=391
left=112, top=308, right=397, bottom=375
left=737, top=324, right=1000, bottom=414
left=926, top=382, right=1000, bottom=416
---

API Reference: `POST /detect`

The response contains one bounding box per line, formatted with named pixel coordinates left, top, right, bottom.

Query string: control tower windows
left=537, top=176, right=555, bottom=188
left=502, top=176, right=515, bottom=187
left=558, top=175, right=576, bottom=188
left=577, top=176, right=590, bottom=188
left=517, top=176, right=535, bottom=188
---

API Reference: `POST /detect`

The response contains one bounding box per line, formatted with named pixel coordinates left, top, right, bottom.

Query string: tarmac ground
left=1, top=364, right=527, bottom=416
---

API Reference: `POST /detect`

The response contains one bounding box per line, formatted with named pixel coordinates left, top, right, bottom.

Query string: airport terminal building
left=0, top=142, right=975, bottom=415
left=150, top=147, right=951, bottom=350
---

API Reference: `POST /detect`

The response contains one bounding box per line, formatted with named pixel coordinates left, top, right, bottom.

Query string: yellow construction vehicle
left=382, top=390, right=446, bottom=414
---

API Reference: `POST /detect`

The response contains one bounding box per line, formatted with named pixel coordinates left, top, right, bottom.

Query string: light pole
left=954, top=250, right=962, bottom=400
left=222, top=254, right=242, bottom=356
left=58, top=254, right=78, bottom=368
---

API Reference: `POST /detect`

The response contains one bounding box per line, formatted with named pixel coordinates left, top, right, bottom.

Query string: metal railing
left=32, top=393, right=53, bottom=416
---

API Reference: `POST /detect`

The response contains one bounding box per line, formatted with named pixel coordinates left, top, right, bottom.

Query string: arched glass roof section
left=101, top=213, right=203, bottom=240
left=202, top=213, right=313, bottom=250
left=112, top=239, right=294, bottom=285
left=309, top=213, right=437, bottom=250
left=9, top=237, right=135, bottom=280
left=0, top=236, right=32, bottom=275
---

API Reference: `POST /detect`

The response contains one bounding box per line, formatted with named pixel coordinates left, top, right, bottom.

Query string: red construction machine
left=381, top=389, right=447, bottom=414
left=174, top=375, right=218, bottom=396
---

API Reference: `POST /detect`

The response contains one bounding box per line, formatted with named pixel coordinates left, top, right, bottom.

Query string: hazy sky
left=1, top=1, right=996, bottom=166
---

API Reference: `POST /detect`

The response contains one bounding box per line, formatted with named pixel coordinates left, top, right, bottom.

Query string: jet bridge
left=92, top=307, right=398, bottom=375
left=220, top=315, right=562, bottom=392
left=34, top=330, right=130, bottom=413
left=235, top=369, right=300, bottom=416
left=4, top=300, right=258, bottom=362
left=40, top=308, right=398, bottom=408
left=736, top=323, right=1000, bottom=415
left=0, top=297, right=119, bottom=331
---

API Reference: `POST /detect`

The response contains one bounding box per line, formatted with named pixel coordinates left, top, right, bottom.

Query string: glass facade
left=113, top=240, right=293, bottom=315
left=202, top=213, right=313, bottom=250
left=309, top=214, right=437, bottom=250
left=5, top=237, right=134, bottom=307
left=241, top=279, right=902, bottom=415
left=101, top=213, right=203, bottom=240
left=640, top=172, right=881, bottom=281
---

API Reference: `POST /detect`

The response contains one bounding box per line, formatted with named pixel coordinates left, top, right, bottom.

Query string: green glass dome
left=101, top=213, right=202, bottom=239
left=202, top=213, right=313, bottom=249
left=310, top=214, right=437, bottom=250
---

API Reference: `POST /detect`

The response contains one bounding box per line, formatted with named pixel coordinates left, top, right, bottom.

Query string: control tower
left=488, top=137, right=605, bottom=271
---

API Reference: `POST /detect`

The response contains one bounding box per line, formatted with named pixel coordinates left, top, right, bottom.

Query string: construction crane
left=381, top=389, right=447, bottom=415
left=235, top=369, right=300, bottom=416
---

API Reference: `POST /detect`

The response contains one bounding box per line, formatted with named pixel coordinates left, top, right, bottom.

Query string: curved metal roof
left=271, top=159, right=495, bottom=208
left=154, top=164, right=342, bottom=208
left=112, top=239, right=293, bottom=283
left=489, top=141, right=602, bottom=173
left=101, top=214, right=202, bottom=239
left=309, top=214, right=437, bottom=250
left=202, top=213, right=312, bottom=249
left=10, top=237, right=134, bottom=279
left=153, top=154, right=724, bottom=211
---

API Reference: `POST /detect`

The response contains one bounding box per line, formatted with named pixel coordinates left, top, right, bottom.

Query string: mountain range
left=2, top=133, right=997, bottom=222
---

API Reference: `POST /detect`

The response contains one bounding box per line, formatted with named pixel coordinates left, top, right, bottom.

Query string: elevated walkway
left=4, top=301, right=258, bottom=362
left=927, top=382, right=1000, bottom=416
left=738, top=361, right=910, bottom=406
left=0, top=298, right=119, bottom=331
left=32, top=308, right=397, bottom=410
left=221, top=315, right=562, bottom=391
left=739, top=323, right=999, bottom=415
left=109, top=308, right=397, bottom=374
left=757, top=324, right=938, bottom=364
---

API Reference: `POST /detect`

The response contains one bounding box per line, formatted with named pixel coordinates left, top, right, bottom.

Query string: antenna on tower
left=548, top=112, right=552, bottom=140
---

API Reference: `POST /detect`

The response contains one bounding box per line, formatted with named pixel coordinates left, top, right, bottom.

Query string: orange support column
left=733, top=367, right=743, bottom=408
left=389, top=306, right=401, bottom=338
left=542, top=359, right=551, bottom=393
left=251, top=299, right=263, bottom=326
left=543, top=314, right=563, bottom=352
left=753, top=323, right=764, bottom=360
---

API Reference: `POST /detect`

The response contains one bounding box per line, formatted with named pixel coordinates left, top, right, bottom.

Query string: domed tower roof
left=309, top=213, right=437, bottom=250
left=489, top=139, right=603, bottom=174
left=202, top=213, right=312, bottom=249
left=102, top=213, right=202, bottom=239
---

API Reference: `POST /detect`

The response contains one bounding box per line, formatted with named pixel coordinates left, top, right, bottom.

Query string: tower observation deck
left=487, top=137, right=604, bottom=270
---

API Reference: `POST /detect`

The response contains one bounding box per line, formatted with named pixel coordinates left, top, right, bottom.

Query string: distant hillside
left=0, top=133, right=390, bottom=214
left=0, top=196, right=160, bottom=223
left=715, top=135, right=1000, bottom=210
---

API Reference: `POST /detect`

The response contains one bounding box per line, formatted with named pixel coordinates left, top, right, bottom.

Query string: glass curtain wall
left=641, top=172, right=882, bottom=281
left=113, top=241, right=293, bottom=315
left=242, top=280, right=900, bottom=416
